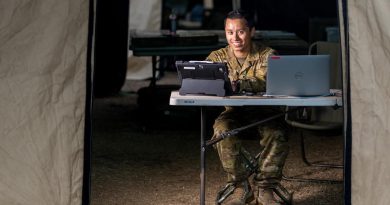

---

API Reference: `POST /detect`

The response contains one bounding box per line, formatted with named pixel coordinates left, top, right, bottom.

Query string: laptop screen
left=266, top=55, right=331, bottom=97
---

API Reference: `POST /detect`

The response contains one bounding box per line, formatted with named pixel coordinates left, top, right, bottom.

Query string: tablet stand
left=179, top=79, right=228, bottom=97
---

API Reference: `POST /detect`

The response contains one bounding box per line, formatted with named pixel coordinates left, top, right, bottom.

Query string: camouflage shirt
left=206, top=42, right=275, bottom=93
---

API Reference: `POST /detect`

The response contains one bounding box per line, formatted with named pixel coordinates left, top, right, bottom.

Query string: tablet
left=175, top=61, right=233, bottom=97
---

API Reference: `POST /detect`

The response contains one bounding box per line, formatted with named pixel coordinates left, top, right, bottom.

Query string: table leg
left=200, top=106, right=206, bottom=205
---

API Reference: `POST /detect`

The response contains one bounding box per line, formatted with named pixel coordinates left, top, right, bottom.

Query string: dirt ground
left=90, top=72, right=344, bottom=205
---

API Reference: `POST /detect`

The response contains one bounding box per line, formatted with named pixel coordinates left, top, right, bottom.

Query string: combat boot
left=256, top=188, right=282, bottom=205
left=216, top=180, right=254, bottom=205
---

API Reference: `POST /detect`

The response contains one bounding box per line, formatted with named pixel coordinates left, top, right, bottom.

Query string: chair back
left=309, top=41, right=343, bottom=125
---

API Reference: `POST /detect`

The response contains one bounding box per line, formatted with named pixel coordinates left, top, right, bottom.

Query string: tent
left=1, top=0, right=389, bottom=204
left=340, top=0, right=390, bottom=204
left=0, top=0, right=91, bottom=204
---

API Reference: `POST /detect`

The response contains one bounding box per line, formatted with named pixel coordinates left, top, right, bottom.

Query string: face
left=225, top=18, right=255, bottom=55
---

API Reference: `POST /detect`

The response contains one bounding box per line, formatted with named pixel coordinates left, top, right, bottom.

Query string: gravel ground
left=90, top=72, right=344, bottom=205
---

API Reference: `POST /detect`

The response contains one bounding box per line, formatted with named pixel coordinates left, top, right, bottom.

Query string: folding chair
left=282, top=41, right=344, bottom=183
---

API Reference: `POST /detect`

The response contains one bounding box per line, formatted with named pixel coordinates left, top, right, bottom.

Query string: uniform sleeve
left=205, top=48, right=227, bottom=62
left=205, top=51, right=217, bottom=61
left=263, top=48, right=277, bottom=79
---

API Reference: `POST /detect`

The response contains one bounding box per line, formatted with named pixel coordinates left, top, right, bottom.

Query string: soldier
left=206, top=9, right=289, bottom=205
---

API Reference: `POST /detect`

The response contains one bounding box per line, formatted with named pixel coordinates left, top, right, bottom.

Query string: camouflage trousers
left=212, top=106, right=289, bottom=187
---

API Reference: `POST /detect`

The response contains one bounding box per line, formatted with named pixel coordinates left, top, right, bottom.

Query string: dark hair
left=225, top=9, right=255, bottom=29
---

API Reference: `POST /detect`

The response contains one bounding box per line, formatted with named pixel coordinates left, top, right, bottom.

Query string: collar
left=227, top=42, right=260, bottom=73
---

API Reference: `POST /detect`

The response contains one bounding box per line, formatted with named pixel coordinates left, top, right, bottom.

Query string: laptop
left=266, top=55, right=330, bottom=97
left=175, top=61, right=233, bottom=97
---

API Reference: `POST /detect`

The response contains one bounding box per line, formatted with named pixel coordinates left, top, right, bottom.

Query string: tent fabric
left=0, top=0, right=88, bottom=204
left=347, top=0, right=390, bottom=204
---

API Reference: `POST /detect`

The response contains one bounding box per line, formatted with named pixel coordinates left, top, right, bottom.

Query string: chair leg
left=282, top=130, right=343, bottom=184
left=300, top=130, right=343, bottom=168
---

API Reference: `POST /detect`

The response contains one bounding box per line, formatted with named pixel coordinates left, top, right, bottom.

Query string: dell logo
left=294, top=72, right=304, bottom=80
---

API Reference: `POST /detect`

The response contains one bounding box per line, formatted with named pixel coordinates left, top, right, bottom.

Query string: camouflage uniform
left=206, top=43, right=289, bottom=188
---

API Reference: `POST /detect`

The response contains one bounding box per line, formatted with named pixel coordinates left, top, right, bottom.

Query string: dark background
left=92, top=0, right=339, bottom=96
left=162, top=0, right=338, bottom=43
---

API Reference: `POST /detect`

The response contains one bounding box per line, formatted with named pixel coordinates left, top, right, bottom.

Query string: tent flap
left=0, top=0, right=88, bottom=204
left=348, top=0, right=390, bottom=204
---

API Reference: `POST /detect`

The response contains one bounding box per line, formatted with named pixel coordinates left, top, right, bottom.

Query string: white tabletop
left=169, top=90, right=343, bottom=107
